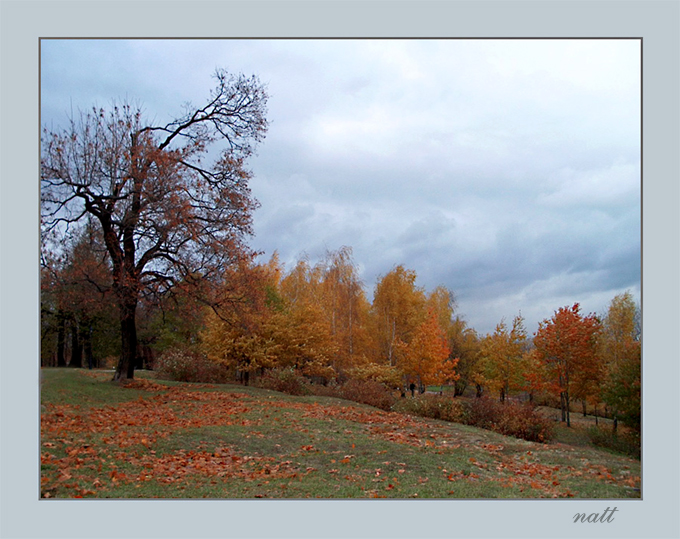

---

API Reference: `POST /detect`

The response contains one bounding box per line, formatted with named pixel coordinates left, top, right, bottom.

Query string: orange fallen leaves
left=480, top=443, right=504, bottom=453
left=40, top=387, right=281, bottom=497
left=40, top=382, right=641, bottom=499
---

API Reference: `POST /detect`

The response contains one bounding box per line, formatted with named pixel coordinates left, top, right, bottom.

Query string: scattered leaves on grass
left=41, top=378, right=641, bottom=499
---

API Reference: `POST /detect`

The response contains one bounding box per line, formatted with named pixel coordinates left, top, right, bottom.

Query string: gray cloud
left=41, top=38, right=641, bottom=335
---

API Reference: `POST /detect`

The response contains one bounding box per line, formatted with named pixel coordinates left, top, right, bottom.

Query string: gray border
left=1, top=1, right=678, bottom=538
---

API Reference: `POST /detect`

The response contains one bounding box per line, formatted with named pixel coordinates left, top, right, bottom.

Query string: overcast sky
left=40, top=39, right=641, bottom=336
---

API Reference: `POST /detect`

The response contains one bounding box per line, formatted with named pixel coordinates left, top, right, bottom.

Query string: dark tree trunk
left=83, top=322, right=94, bottom=369
left=135, top=345, right=145, bottom=370
left=69, top=319, right=83, bottom=368
left=114, top=298, right=138, bottom=381
left=137, top=345, right=154, bottom=370
left=475, top=384, right=483, bottom=398
left=56, top=311, right=67, bottom=367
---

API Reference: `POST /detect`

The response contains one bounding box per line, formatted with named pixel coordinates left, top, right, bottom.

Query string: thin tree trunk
left=83, top=323, right=94, bottom=369
left=455, top=381, right=467, bottom=397
left=388, top=318, right=396, bottom=366
left=564, top=368, right=571, bottom=427
left=348, top=291, right=354, bottom=356
left=565, top=391, right=571, bottom=427
left=56, top=311, right=67, bottom=367
left=69, top=318, right=83, bottom=368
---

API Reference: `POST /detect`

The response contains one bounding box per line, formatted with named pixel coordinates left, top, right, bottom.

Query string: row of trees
left=40, top=216, right=641, bottom=432
left=474, top=294, right=641, bottom=430
left=40, top=220, right=201, bottom=370
left=196, top=247, right=641, bottom=430
left=201, top=249, right=460, bottom=391
left=42, top=221, right=641, bottom=432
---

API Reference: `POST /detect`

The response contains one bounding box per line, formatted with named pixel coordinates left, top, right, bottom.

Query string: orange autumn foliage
left=533, top=303, right=601, bottom=427
left=399, top=308, right=454, bottom=388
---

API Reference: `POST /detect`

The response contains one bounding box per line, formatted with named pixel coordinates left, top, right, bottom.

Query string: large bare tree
left=41, top=69, right=269, bottom=380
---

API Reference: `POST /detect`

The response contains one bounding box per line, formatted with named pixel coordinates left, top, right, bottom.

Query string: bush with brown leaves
left=337, top=379, right=396, bottom=411
left=155, top=348, right=231, bottom=384
left=460, top=397, right=554, bottom=443
left=392, top=394, right=464, bottom=422
left=255, top=368, right=312, bottom=396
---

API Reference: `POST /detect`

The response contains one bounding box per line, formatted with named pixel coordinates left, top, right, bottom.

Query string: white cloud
left=538, top=160, right=640, bottom=208
left=41, top=38, right=641, bottom=336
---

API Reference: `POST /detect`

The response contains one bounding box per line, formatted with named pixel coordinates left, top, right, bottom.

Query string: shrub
left=587, top=426, right=641, bottom=459
left=495, top=402, right=554, bottom=443
left=460, top=396, right=500, bottom=430
left=256, top=367, right=312, bottom=396
left=531, top=391, right=561, bottom=409
left=460, top=397, right=554, bottom=443
left=102, top=356, right=119, bottom=370
left=338, top=379, right=396, bottom=411
left=307, top=381, right=342, bottom=399
left=155, top=348, right=230, bottom=384
left=346, top=363, right=403, bottom=390
left=392, top=394, right=464, bottom=422
left=254, top=370, right=394, bottom=408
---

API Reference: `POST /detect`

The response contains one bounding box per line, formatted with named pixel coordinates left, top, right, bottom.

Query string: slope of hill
left=40, top=369, right=641, bottom=499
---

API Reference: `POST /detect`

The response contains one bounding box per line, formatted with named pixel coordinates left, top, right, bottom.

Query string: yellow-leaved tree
left=598, top=291, right=641, bottom=431
left=447, top=317, right=482, bottom=396
left=202, top=253, right=340, bottom=384
left=478, top=314, right=529, bottom=403
left=399, top=307, right=452, bottom=392
left=201, top=256, right=282, bottom=385
left=371, top=265, right=426, bottom=368
left=276, top=257, right=338, bottom=381
left=316, top=247, right=372, bottom=374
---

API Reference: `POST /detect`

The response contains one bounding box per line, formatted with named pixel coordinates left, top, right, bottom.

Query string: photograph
left=1, top=1, right=678, bottom=538
left=39, top=38, right=642, bottom=501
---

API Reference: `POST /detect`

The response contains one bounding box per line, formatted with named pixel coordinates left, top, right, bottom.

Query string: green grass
left=40, top=367, right=152, bottom=406
left=40, top=368, right=641, bottom=499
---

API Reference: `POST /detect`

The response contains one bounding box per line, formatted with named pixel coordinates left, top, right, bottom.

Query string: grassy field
left=40, top=368, right=641, bottom=499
